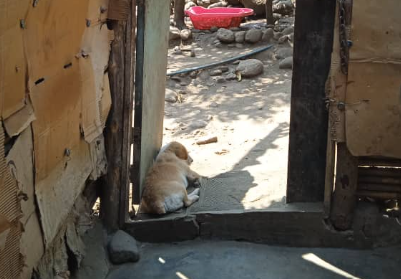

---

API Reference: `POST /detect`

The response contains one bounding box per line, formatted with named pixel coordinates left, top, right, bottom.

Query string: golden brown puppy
left=139, top=141, right=201, bottom=214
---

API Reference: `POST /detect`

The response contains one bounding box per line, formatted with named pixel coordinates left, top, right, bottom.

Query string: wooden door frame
left=102, top=0, right=337, bottom=231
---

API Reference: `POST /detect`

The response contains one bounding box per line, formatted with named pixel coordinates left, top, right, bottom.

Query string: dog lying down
left=139, top=141, right=202, bottom=215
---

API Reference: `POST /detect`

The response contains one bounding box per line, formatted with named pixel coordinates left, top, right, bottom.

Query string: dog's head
left=165, top=141, right=193, bottom=165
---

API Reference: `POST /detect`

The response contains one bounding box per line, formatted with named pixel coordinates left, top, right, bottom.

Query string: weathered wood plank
left=330, top=143, right=359, bottom=231
left=287, top=0, right=336, bottom=202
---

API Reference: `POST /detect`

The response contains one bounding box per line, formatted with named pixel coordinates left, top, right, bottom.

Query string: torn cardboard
left=4, top=99, right=35, bottom=137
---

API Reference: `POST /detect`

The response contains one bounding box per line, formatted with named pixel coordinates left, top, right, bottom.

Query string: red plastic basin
left=185, top=6, right=254, bottom=30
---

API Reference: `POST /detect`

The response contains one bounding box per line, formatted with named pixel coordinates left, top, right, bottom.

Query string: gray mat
left=189, top=170, right=256, bottom=213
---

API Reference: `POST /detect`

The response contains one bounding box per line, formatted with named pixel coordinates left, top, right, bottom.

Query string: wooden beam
left=287, top=0, right=336, bottom=203
left=330, top=143, right=359, bottom=231
left=101, top=1, right=136, bottom=231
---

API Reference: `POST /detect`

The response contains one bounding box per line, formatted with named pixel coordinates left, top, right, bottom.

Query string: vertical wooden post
left=102, top=0, right=136, bottom=231
left=265, top=0, right=274, bottom=25
left=286, top=0, right=336, bottom=203
left=330, top=143, right=359, bottom=230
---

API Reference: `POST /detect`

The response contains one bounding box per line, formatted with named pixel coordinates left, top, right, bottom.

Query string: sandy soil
left=162, top=19, right=293, bottom=210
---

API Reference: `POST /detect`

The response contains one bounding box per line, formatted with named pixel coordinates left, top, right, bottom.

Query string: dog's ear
left=170, top=142, right=188, bottom=160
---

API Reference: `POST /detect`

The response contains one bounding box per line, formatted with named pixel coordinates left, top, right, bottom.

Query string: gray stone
left=278, top=35, right=289, bottom=44
left=217, top=28, right=235, bottom=43
left=235, top=31, right=246, bottom=43
left=230, top=27, right=241, bottom=31
left=225, top=73, right=237, bottom=80
left=245, top=29, right=263, bottom=43
left=108, top=230, right=139, bottom=265
left=236, top=43, right=244, bottom=48
left=189, top=120, right=208, bottom=129
left=282, top=26, right=294, bottom=35
left=273, top=31, right=282, bottom=40
left=262, top=28, right=274, bottom=42
left=240, top=0, right=266, bottom=16
left=210, top=69, right=223, bottom=76
left=236, top=59, right=264, bottom=77
left=279, top=56, right=293, bottom=69
left=210, top=26, right=219, bottom=32
left=275, top=47, right=293, bottom=59
left=273, top=0, right=294, bottom=16
left=189, top=71, right=198, bottom=79
left=209, top=102, right=219, bottom=108
left=215, top=76, right=226, bottom=83
left=165, top=89, right=178, bottom=103
left=180, top=29, right=192, bottom=41
left=169, top=27, right=181, bottom=41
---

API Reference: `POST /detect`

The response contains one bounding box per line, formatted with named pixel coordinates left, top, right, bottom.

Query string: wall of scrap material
left=0, top=0, right=113, bottom=277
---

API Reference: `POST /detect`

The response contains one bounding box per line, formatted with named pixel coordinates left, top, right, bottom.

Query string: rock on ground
left=185, top=1, right=196, bottom=10
left=275, top=47, right=293, bottom=59
left=245, top=29, right=262, bottom=43
left=189, top=120, right=208, bottom=129
left=217, top=28, right=235, bottom=43
left=169, top=27, right=181, bottom=41
left=236, top=59, right=264, bottom=77
left=262, top=28, right=274, bottom=42
left=273, top=0, right=294, bottom=16
left=240, top=0, right=266, bottom=16
left=165, top=88, right=178, bottom=103
left=180, top=29, right=192, bottom=41
left=235, top=31, right=246, bottom=43
left=108, top=230, right=140, bottom=265
left=279, top=56, right=293, bottom=69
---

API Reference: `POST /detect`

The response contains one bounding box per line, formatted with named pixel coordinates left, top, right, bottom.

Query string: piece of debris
left=108, top=230, right=140, bottom=265
left=245, top=29, right=263, bottom=43
left=196, top=136, right=218, bottom=145
left=217, top=28, right=235, bottom=43
left=172, top=46, right=182, bottom=55
left=236, top=59, right=264, bottom=78
left=215, top=149, right=229, bottom=155
left=279, top=56, right=293, bottom=69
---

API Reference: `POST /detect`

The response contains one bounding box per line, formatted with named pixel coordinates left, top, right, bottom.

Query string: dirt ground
left=162, top=18, right=293, bottom=210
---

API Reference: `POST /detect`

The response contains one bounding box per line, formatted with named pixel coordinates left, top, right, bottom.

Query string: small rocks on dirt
left=215, top=76, right=226, bottom=83
left=217, top=28, right=235, bottom=43
left=245, top=29, right=263, bottom=43
left=236, top=43, right=244, bottom=48
left=180, top=29, right=192, bottom=41
left=236, top=59, right=264, bottom=78
left=218, top=65, right=229, bottom=73
left=279, top=56, right=293, bottom=69
left=185, top=1, right=196, bottom=10
left=165, top=88, right=178, bottom=103
left=235, top=31, right=246, bottom=43
left=189, top=71, right=198, bottom=79
left=196, top=136, right=218, bottom=145
left=108, top=230, right=140, bottom=265
left=209, top=1, right=228, bottom=8
left=209, top=102, right=219, bottom=108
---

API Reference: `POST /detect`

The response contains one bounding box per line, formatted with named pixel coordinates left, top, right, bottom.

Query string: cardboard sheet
left=345, top=0, right=401, bottom=158
left=0, top=0, right=30, bottom=118
left=4, top=99, right=35, bottom=137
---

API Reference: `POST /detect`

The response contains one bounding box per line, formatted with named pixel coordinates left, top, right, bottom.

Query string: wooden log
left=265, top=0, right=274, bottom=25
left=102, top=1, right=136, bottom=230
left=287, top=0, right=336, bottom=202
left=330, top=143, right=359, bottom=230
left=196, top=136, right=218, bottom=145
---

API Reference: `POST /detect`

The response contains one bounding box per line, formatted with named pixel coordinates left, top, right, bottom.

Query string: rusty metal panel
left=133, top=0, right=170, bottom=201
left=345, top=0, right=401, bottom=158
